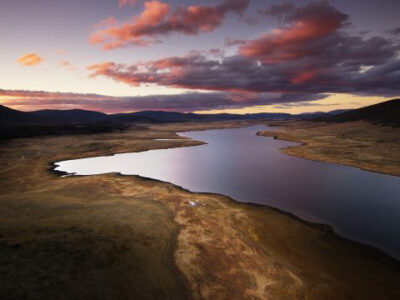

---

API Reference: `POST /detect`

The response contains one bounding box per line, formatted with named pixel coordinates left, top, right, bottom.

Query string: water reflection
left=55, top=125, right=400, bottom=258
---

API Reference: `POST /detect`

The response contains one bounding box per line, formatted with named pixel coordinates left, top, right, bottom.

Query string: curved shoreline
left=258, top=121, right=400, bottom=177
left=49, top=128, right=400, bottom=265
left=2, top=121, right=400, bottom=299
left=49, top=167, right=400, bottom=267
left=257, top=131, right=400, bottom=177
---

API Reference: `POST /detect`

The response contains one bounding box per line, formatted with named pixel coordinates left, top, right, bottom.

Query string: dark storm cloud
left=4, top=1, right=399, bottom=113
left=87, top=1, right=400, bottom=101
left=87, top=39, right=399, bottom=96
left=388, top=27, right=400, bottom=35
left=0, top=89, right=325, bottom=113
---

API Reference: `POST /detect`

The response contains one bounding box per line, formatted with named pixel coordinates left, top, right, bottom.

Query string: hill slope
left=317, top=99, right=400, bottom=126
left=0, top=105, right=45, bottom=124
left=111, top=111, right=293, bottom=123
left=31, top=109, right=108, bottom=122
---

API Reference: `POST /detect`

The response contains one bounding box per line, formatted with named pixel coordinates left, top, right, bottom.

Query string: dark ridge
left=297, top=109, right=352, bottom=119
left=313, top=99, right=400, bottom=126
left=0, top=105, right=47, bottom=124
left=2, top=99, right=397, bottom=140
left=31, top=109, right=108, bottom=122
left=0, top=105, right=128, bottom=140
left=0, top=121, right=128, bottom=140
left=111, top=111, right=293, bottom=123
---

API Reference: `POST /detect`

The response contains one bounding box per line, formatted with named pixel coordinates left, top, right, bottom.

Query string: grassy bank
left=259, top=120, right=400, bottom=176
left=1, top=121, right=400, bottom=299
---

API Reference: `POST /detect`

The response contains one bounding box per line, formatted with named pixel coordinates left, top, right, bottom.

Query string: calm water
left=55, top=126, right=400, bottom=258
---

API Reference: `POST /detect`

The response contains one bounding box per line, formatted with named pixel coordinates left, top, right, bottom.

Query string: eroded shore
left=1, top=121, right=400, bottom=299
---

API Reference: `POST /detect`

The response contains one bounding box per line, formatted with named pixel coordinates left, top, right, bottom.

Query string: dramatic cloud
left=86, top=1, right=400, bottom=101
left=90, top=0, right=250, bottom=49
left=7, top=1, right=399, bottom=113
left=87, top=54, right=276, bottom=92
left=241, top=1, right=350, bottom=63
left=87, top=40, right=400, bottom=97
left=16, top=53, right=43, bottom=66
left=0, top=89, right=325, bottom=113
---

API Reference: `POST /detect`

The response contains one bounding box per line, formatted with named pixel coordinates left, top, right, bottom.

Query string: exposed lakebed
left=55, top=125, right=400, bottom=259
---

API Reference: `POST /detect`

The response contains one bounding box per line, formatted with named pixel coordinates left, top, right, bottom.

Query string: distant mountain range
left=0, top=105, right=349, bottom=125
left=0, top=99, right=398, bottom=139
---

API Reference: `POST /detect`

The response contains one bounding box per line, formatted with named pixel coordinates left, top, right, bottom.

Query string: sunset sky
left=1, top=0, right=399, bottom=114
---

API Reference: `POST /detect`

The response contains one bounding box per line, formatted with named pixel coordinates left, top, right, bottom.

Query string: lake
left=55, top=125, right=400, bottom=259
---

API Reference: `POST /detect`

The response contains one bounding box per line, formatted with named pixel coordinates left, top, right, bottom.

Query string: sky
left=1, top=0, right=399, bottom=114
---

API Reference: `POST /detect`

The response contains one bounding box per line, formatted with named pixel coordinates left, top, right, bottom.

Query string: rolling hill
left=1, top=99, right=398, bottom=139
left=0, top=105, right=127, bottom=140
left=0, top=105, right=45, bottom=124
left=111, top=111, right=293, bottom=123
left=316, top=99, right=400, bottom=126
left=31, top=109, right=108, bottom=122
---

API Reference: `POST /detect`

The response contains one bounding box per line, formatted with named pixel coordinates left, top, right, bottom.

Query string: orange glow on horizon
left=195, top=94, right=397, bottom=115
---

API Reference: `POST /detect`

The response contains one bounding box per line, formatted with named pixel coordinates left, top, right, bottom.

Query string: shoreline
left=2, top=121, right=400, bottom=299
left=257, top=130, right=400, bottom=178
left=51, top=168, right=400, bottom=267
left=259, top=120, right=400, bottom=177
left=49, top=126, right=400, bottom=265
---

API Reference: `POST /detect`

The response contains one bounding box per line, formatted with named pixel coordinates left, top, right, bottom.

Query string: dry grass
left=0, top=121, right=400, bottom=299
left=258, top=120, right=400, bottom=176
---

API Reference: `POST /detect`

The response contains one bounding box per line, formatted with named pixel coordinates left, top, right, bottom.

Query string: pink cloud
left=240, top=1, right=349, bottom=63
left=86, top=31, right=400, bottom=96
left=90, top=0, right=250, bottom=50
